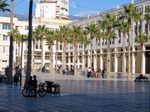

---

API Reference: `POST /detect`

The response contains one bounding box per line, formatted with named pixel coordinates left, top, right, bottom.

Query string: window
left=2, top=60, right=7, bottom=63
left=2, top=24, right=10, bottom=30
left=25, top=26, right=29, bottom=30
left=3, top=35, right=8, bottom=41
left=3, top=47, right=5, bottom=53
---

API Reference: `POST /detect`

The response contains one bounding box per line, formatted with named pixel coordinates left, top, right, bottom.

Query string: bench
left=45, top=81, right=60, bottom=94
left=134, top=74, right=149, bottom=82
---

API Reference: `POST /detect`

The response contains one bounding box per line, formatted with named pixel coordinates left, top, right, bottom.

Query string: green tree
left=85, top=24, right=99, bottom=68
left=116, top=14, right=129, bottom=76
left=79, top=32, right=90, bottom=69
left=45, top=30, right=55, bottom=74
left=0, top=0, right=9, bottom=11
left=99, top=14, right=117, bottom=78
left=8, top=28, right=22, bottom=66
left=69, top=25, right=83, bottom=75
left=59, top=25, right=70, bottom=71
left=35, top=25, right=48, bottom=68
left=135, top=33, right=150, bottom=74
left=123, top=4, right=141, bottom=80
left=13, top=28, right=22, bottom=66
left=31, top=31, right=39, bottom=71
left=54, top=30, right=61, bottom=69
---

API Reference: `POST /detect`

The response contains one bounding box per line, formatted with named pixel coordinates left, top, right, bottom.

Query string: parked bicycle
left=22, top=83, right=46, bottom=97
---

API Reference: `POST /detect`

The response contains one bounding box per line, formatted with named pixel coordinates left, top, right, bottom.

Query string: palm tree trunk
left=90, top=43, right=92, bottom=68
left=55, top=41, right=58, bottom=71
left=122, top=33, right=126, bottom=76
left=62, top=42, right=66, bottom=70
left=7, top=0, right=14, bottom=84
left=141, top=44, right=144, bottom=74
left=24, top=0, right=33, bottom=87
left=32, top=40, right=35, bottom=71
left=41, top=38, right=44, bottom=67
left=49, top=47, right=53, bottom=74
left=128, top=31, right=131, bottom=80
left=95, top=39, right=98, bottom=71
left=106, top=38, right=111, bottom=78
left=18, top=42, right=21, bottom=66
left=73, top=43, right=77, bottom=75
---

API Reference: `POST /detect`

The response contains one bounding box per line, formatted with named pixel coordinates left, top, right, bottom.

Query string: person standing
left=87, top=67, right=91, bottom=78
left=5, top=66, right=9, bottom=77
left=33, top=75, right=37, bottom=97
left=102, top=69, right=105, bottom=78
left=13, top=74, right=19, bottom=86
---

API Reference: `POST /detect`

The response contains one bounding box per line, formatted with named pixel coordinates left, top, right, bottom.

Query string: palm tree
left=7, top=28, right=21, bottom=65
left=69, top=25, right=83, bottom=75
left=99, top=14, right=117, bottom=78
left=54, top=30, right=61, bottom=70
left=135, top=33, right=150, bottom=74
left=35, top=25, right=48, bottom=68
left=116, top=14, right=129, bottom=77
left=14, top=29, right=22, bottom=66
left=79, top=33, right=91, bottom=70
left=123, top=4, right=141, bottom=80
left=45, top=30, right=55, bottom=74
left=85, top=24, right=99, bottom=68
left=59, top=25, right=70, bottom=71
left=31, top=31, right=38, bottom=71
left=0, top=0, right=9, bottom=11
left=24, top=0, right=33, bottom=87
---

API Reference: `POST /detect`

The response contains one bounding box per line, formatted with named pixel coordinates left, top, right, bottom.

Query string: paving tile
left=0, top=74, right=149, bottom=112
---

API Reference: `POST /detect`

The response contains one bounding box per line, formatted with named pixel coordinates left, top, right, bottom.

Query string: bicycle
left=22, top=83, right=46, bottom=97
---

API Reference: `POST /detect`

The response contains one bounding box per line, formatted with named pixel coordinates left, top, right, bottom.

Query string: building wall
left=35, top=0, right=69, bottom=19
left=66, top=0, right=150, bottom=75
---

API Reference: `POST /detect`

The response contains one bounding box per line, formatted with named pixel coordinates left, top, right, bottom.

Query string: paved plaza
left=0, top=73, right=149, bottom=112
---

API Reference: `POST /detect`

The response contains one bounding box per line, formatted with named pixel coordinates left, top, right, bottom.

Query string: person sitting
left=117, top=72, right=121, bottom=79
left=135, top=74, right=148, bottom=81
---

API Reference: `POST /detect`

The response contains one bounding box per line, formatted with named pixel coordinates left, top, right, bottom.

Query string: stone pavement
left=0, top=73, right=149, bottom=112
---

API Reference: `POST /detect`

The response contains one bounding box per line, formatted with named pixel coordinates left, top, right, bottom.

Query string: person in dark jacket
left=13, top=74, right=19, bottom=86
left=33, top=75, right=37, bottom=97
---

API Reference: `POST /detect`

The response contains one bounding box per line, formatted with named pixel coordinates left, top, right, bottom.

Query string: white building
left=0, top=17, right=71, bottom=71
left=66, top=0, right=150, bottom=76
left=35, top=0, right=69, bottom=20
left=0, top=0, right=150, bottom=78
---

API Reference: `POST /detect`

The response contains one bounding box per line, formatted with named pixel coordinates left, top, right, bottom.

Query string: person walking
left=102, top=69, right=105, bottom=78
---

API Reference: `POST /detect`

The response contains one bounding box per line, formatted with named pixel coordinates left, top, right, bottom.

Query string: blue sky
left=11, top=0, right=136, bottom=16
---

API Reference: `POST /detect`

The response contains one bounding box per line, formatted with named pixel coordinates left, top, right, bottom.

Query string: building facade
left=0, top=0, right=149, bottom=77
left=35, top=0, right=69, bottom=20
left=0, top=17, right=71, bottom=71
left=66, top=0, right=150, bottom=76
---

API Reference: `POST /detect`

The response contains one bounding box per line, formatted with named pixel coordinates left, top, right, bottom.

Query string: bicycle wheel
left=38, top=88, right=46, bottom=97
left=22, top=88, right=34, bottom=97
left=22, top=88, right=30, bottom=97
